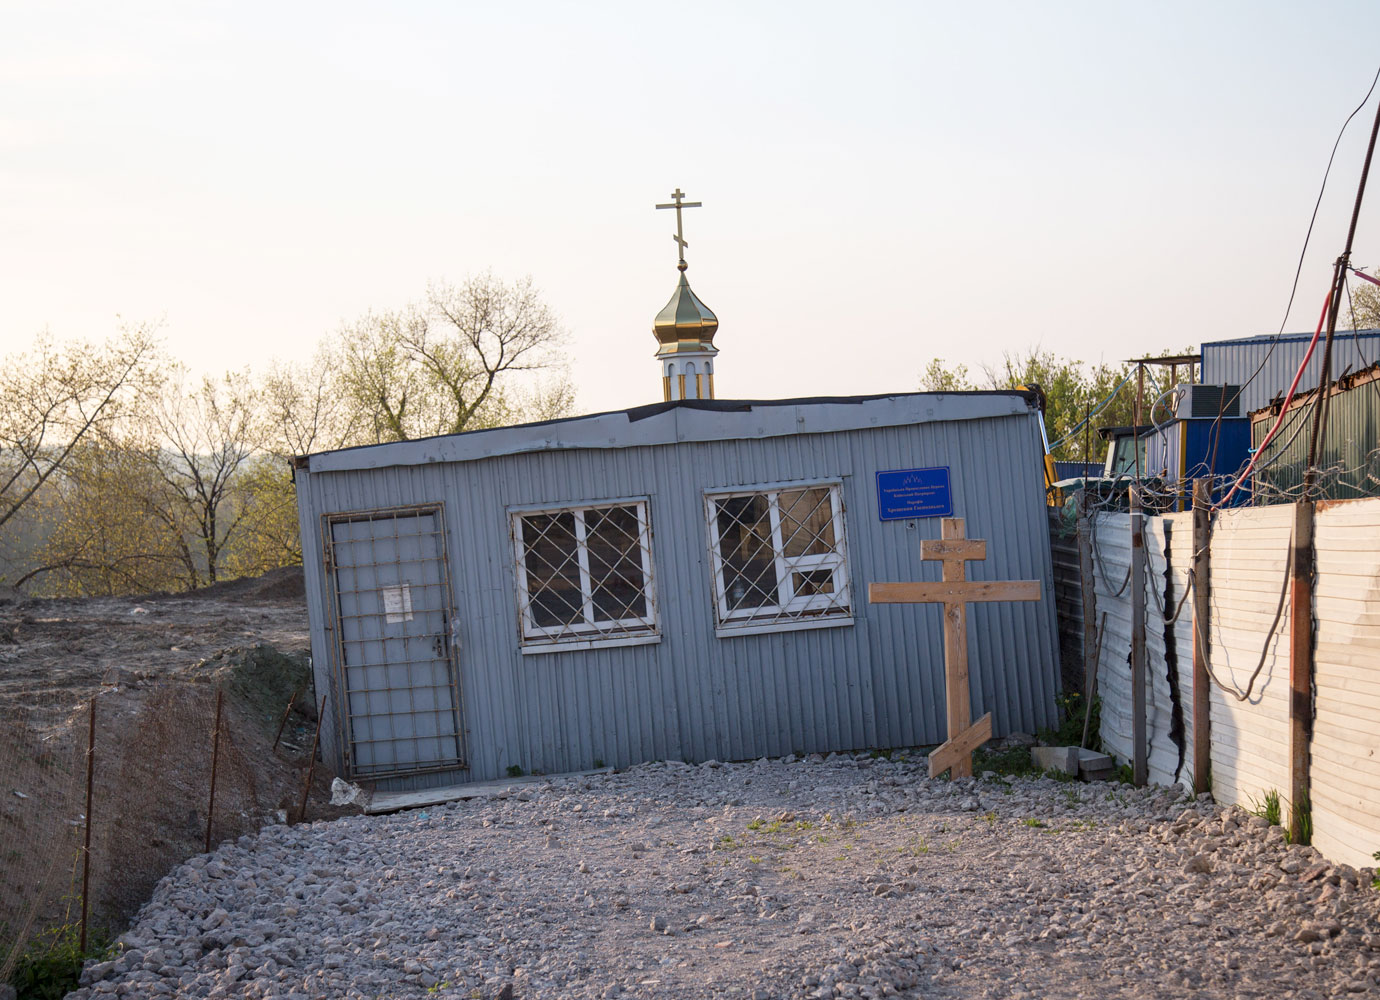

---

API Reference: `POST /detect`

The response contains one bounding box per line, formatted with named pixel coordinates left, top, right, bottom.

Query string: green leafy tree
left=1349, top=267, right=1380, bottom=329
left=919, top=348, right=1190, bottom=464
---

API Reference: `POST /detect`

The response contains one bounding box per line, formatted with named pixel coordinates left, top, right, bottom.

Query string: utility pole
left=1304, top=91, right=1380, bottom=495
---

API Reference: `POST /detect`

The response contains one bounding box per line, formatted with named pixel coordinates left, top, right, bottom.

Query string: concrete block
left=1031, top=745, right=1080, bottom=775
left=1078, top=749, right=1117, bottom=781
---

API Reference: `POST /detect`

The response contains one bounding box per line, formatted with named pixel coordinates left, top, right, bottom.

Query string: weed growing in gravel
left=1042, top=767, right=1078, bottom=783
left=973, top=745, right=1038, bottom=777
left=982, top=811, right=997, bottom=830
left=506, top=765, right=524, bottom=778
left=1372, top=851, right=1380, bottom=889
left=1021, top=818, right=1046, bottom=829
left=1250, top=789, right=1283, bottom=827
left=593, top=759, right=604, bottom=769
left=1248, top=788, right=1313, bottom=845
left=747, top=855, right=762, bottom=864
left=10, top=918, right=114, bottom=1000
left=795, top=819, right=815, bottom=831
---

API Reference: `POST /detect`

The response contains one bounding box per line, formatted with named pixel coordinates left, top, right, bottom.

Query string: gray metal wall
left=1202, top=330, right=1380, bottom=416
left=295, top=404, right=1061, bottom=790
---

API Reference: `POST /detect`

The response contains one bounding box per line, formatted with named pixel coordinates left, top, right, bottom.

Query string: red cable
left=1214, top=287, right=1334, bottom=510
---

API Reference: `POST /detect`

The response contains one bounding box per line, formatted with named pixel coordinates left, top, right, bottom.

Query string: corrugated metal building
left=1250, top=363, right=1380, bottom=501
left=292, top=391, right=1061, bottom=791
left=1201, top=329, right=1380, bottom=416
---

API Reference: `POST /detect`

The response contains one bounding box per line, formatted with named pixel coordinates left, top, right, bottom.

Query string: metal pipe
left=1129, top=486, right=1147, bottom=786
left=297, top=695, right=328, bottom=823
left=1191, top=479, right=1212, bottom=795
left=80, top=697, right=95, bottom=954
left=272, top=684, right=304, bottom=751
left=205, top=688, right=223, bottom=854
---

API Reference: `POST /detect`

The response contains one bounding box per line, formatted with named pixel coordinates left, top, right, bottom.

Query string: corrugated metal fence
left=1086, top=497, right=1380, bottom=870
left=1047, top=506, right=1084, bottom=695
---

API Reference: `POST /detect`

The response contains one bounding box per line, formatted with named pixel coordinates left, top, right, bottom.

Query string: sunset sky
left=5, top=1, right=1380, bottom=413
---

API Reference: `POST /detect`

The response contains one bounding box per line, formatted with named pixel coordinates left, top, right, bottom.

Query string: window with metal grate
left=511, top=500, right=658, bottom=649
left=705, top=481, right=852, bottom=632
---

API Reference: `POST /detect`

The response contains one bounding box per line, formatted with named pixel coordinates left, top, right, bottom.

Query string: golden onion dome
left=652, top=272, right=719, bottom=354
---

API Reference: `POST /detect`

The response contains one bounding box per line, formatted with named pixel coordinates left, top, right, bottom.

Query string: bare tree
left=0, top=326, right=159, bottom=532
left=333, top=274, right=574, bottom=443
left=143, top=370, right=264, bottom=587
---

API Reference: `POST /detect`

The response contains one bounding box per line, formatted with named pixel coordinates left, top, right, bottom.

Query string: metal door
left=326, top=505, right=464, bottom=778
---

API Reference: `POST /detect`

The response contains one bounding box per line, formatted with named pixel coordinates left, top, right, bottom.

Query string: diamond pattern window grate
left=705, top=482, right=851, bottom=629
left=512, top=500, right=657, bottom=647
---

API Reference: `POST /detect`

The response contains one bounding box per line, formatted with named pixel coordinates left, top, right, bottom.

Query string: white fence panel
left=1311, top=499, right=1380, bottom=869
left=1202, top=504, right=1294, bottom=817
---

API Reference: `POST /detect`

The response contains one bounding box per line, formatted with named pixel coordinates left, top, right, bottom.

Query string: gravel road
left=70, top=753, right=1380, bottom=1000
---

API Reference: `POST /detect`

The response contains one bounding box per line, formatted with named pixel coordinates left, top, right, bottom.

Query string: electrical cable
left=1220, top=61, right=1380, bottom=405
left=1215, top=287, right=1334, bottom=509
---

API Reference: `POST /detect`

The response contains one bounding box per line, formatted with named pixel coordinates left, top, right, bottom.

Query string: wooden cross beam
left=869, top=517, right=1041, bottom=779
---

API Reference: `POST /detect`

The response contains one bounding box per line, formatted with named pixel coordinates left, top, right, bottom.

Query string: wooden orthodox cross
left=869, top=518, right=1041, bottom=779
left=655, top=188, right=702, bottom=268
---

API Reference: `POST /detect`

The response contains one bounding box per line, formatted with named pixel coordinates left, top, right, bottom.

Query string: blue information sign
left=876, top=466, right=952, bottom=520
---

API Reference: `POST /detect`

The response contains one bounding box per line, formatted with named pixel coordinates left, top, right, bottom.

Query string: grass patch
left=10, top=921, right=114, bottom=1000
left=972, top=745, right=1039, bottom=777
left=1038, top=692, right=1100, bottom=750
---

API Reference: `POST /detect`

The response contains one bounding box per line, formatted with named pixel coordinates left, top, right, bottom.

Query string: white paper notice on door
left=381, top=584, right=414, bottom=623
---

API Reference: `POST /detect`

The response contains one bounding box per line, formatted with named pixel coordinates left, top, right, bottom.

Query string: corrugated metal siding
left=1090, top=512, right=1189, bottom=789
left=1310, top=499, right=1380, bottom=869
left=1047, top=507, right=1084, bottom=694
left=1204, top=504, right=1294, bottom=815
left=1202, top=331, right=1380, bottom=418
left=1251, top=373, right=1380, bottom=502
left=296, top=408, right=1061, bottom=787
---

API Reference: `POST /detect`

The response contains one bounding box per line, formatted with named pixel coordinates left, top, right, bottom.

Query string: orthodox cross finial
left=655, top=187, right=702, bottom=272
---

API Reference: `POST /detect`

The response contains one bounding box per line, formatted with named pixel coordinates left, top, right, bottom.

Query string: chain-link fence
left=1, top=648, right=330, bottom=990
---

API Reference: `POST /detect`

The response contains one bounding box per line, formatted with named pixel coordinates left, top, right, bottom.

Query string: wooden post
left=1288, top=500, right=1314, bottom=843
left=1191, top=479, right=1212, bottom=796
left=1129, top=486, right=1148, bottom=786
left=938, top=519, right=973, bottom=759
left=868, top=518, right=1041, bottom=779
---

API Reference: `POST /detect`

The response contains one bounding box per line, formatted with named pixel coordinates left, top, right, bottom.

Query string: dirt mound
left=146, top=565, right=306, bottom=605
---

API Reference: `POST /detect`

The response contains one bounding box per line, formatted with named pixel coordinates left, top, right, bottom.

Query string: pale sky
left=5, top=1, right=1380, bottom=414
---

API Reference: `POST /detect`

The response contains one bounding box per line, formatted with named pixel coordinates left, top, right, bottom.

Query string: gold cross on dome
left=655, top=187, right=702, bottom=270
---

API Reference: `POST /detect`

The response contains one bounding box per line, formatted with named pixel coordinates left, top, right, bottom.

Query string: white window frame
left=703, top=479, right=853, bottom=635
left=510, top=498, right=659, bottom=653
